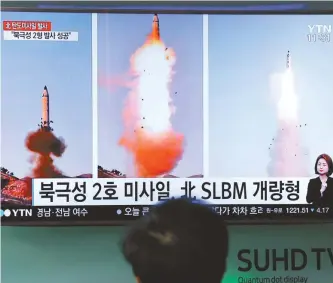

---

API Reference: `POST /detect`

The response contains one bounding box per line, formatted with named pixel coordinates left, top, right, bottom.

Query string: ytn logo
left=0, top=209, right=33, bottom=217
left=12, top=209, right=33, bottom=217
left=308, top=25, right=332, bottom=34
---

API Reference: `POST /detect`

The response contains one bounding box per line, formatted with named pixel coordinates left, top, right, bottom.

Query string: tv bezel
left=1, top=2, right=332, bottom=226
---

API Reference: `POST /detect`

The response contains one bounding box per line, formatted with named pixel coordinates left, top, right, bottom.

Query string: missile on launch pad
left=152, top=14, right=160, bottom=40
left=38, top=85, right=53, bottom=131
left=286, top=50, right=291, bottom=69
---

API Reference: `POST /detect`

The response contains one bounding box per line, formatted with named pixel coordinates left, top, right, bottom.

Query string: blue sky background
left=1, top=12, right=92, bottom=178
left=98, top=14, right=203, bottom=177
left=209, top=15, right=333, bottom=178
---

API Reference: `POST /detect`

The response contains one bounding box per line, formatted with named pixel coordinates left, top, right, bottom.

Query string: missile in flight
left=152, top=14, right=160, bottom=40
left=39, top=85, right=53, bottom=131
left=286, top=50, right=291, bottom=69
left=150, top=14, right=170, bottom=59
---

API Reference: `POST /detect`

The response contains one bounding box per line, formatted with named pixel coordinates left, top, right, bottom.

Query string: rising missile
left=152, top=14, right=160, bottom=40
left=286, top=50, right=291, bottom=69
left=39, top=85, right=53, bottom=131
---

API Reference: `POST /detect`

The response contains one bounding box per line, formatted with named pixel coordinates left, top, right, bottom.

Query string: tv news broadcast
left=1, top=2, right=333, bottom=225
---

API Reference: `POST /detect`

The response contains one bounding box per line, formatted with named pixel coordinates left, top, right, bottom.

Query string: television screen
left=1, top=2, right=333, bottom=225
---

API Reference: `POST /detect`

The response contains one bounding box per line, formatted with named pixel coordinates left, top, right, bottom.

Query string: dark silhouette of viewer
left=306, top=153, right=333, bottom=207
left=122, top=198, right=229, bottom=283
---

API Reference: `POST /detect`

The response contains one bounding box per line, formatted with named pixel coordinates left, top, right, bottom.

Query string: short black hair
left=315, top=154, right=333, bottom=176
left=122, top=198, right=229, bottom=283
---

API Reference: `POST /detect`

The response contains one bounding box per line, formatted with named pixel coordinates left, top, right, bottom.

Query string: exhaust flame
left=119, top=21, right=184, bottom=177
left=268, top=67, right=308, bottom=177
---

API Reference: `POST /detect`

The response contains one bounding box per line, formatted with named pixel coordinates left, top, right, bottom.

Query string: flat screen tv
left=1, top=1, right=333, bottom=225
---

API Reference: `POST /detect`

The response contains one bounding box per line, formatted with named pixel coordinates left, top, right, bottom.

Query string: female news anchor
left=306, top=154, right=333, bottom=207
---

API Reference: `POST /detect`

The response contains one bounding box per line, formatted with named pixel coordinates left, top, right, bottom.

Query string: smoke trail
left=267, top=69, right=308, bottom=177
left=119, top=23, right=184, bottom=178
left=98, top=73, right=134, bottom=94
left=267, top=123, right=308, bottom=177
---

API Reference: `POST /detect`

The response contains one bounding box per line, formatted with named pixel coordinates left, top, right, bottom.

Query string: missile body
left=40, top=85, right=52, bottom=131
left=286, top=50, right=291, bottom=69
left=152, top=14, right=160, bottom=40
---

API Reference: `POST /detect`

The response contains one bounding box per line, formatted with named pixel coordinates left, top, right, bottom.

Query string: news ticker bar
left=0, top=205, right=331, bottom=223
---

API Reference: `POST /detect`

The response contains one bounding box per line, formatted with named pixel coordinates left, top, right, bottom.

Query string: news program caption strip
left=2, top=178, right=331, bottom=223
left=32, top=178, right=310, bottom=206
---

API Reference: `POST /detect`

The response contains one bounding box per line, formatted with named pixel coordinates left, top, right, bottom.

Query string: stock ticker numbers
left=213, top=206, right=306, bottom=217
left=76, top=205, right=330, bottom=220
left=315, top=207, right=330, bottom=214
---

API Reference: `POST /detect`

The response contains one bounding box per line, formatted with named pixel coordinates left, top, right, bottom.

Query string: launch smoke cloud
left=119, top=14, right=184, bottom=177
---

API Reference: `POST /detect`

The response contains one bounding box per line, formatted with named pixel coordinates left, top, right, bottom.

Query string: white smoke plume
left=267, top=68, right=309, bottom=177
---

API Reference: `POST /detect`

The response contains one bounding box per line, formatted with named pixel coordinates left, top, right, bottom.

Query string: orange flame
left=119, top=27, right=184, bottom=177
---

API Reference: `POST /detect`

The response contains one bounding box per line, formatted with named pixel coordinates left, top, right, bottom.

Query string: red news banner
left=2, top=20, right=78, bottom=41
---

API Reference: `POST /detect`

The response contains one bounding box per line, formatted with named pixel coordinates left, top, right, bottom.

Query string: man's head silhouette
left=122, top=198, right=229, bottom=283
